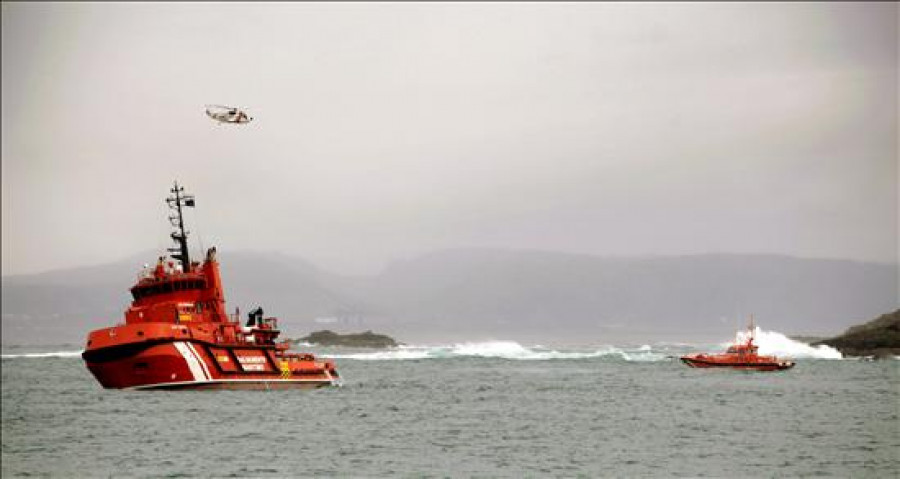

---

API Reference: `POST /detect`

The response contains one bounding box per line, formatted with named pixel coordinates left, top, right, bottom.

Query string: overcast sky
left=2, top=2, right=897, bottom=276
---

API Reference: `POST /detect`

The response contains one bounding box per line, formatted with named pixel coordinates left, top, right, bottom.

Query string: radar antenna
left=165, top=181, right=195, bottom=272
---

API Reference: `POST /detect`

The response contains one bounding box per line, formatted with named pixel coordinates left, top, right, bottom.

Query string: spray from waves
left=1, top=351, right=83, bottom=359
left=325, top=340, right=667, bottom=362
left=728, top=327, right=842, bottom=359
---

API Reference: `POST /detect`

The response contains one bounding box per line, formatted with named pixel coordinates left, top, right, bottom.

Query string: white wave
left=728, top=327, right=842, bottom=359
left=327, top=346, right=434, bottom=361
left=326, top=340, right=668, bottom=362
left=1, top=350, right=83, bottom=359
left=454, top=341, right=529, bottom=357
left=617, top=350, right=668, bottom=362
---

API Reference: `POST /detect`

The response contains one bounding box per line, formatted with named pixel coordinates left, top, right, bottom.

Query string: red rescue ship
left=82, top=183, right=340, bottom=389
left=680, top=319, right=795, bottom=371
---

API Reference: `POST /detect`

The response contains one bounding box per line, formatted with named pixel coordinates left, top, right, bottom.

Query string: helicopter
left=205, top=104, right=253, bottom=124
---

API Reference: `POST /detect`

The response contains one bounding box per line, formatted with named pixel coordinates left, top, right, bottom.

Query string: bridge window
left=131, top=279, right=207, bottom=301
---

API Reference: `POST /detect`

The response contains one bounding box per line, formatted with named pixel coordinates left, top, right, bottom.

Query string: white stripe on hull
left=173, top=342, right=208, bottom=381
left=185, top=342, right=213, bottom=380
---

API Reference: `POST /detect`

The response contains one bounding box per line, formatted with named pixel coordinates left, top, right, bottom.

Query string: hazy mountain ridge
left=2, top=249, right=897, bottom=345
left=350, top=249, right=897, bottom=340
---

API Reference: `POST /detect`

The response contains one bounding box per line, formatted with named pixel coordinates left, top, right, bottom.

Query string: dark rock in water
left=814, top=309, right=900, bottom=358
left=296, top=330, right=400, bottom=348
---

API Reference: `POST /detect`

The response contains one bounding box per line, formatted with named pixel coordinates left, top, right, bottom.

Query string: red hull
left=680, top=355, right=795, bottom=371
left=84, top=338, right=338, bottom=390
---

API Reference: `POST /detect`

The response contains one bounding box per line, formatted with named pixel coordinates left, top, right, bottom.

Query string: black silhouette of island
left=814, top=309, right=900, bottom=358
left=296, top=330, right=400, bottom=348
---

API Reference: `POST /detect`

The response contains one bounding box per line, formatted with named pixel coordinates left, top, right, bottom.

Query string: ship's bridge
left=130, top=274, right=208, bottom=301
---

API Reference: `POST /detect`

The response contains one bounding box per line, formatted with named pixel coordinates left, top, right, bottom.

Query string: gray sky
left=2, top=2, right=897, bottom=276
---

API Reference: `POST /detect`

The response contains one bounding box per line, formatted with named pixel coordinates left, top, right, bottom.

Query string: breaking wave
left=729, top=328, right=842, bottom=359
left=0, top=333, right=850, bottom=362
left=1, top=350, right=83, bottom=359
left=325, top=341, right=667, bottom=362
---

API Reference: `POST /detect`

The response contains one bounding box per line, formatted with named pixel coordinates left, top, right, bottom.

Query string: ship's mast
left=166, top=182, right=195, bottom=272
left=748, top=314, right=756, bottom=346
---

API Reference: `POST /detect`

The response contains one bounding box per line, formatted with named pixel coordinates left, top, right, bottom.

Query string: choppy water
left=2, top=339, right=898, bottom=478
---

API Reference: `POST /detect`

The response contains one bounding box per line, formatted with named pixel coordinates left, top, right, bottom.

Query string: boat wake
left=326, top=341, right=668, bottom=362
left=728, top=328, right=842, bottom=359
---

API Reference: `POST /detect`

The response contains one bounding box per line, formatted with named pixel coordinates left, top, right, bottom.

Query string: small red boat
left=680, top=319, right=795, bottom=371
left=82, top=183, right=340, bottom=389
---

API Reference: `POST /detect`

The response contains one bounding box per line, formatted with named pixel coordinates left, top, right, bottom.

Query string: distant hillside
left=2, top=248, right=897, bottom=345
left=1, top=249, right=361, bottom=346
left=814, top=310, right=900, bottom=357
left=1, top=250, right=154, bottom=346
left=340, top=249, right=897, bottom=341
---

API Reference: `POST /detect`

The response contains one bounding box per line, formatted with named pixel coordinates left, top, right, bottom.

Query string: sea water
left=2, top=334, right=898, bottom=477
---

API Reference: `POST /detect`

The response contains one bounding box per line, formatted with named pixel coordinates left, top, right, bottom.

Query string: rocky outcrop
left=814, top=309, right=900, bottom=358
left=296, top=330, right=400, bottom=348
